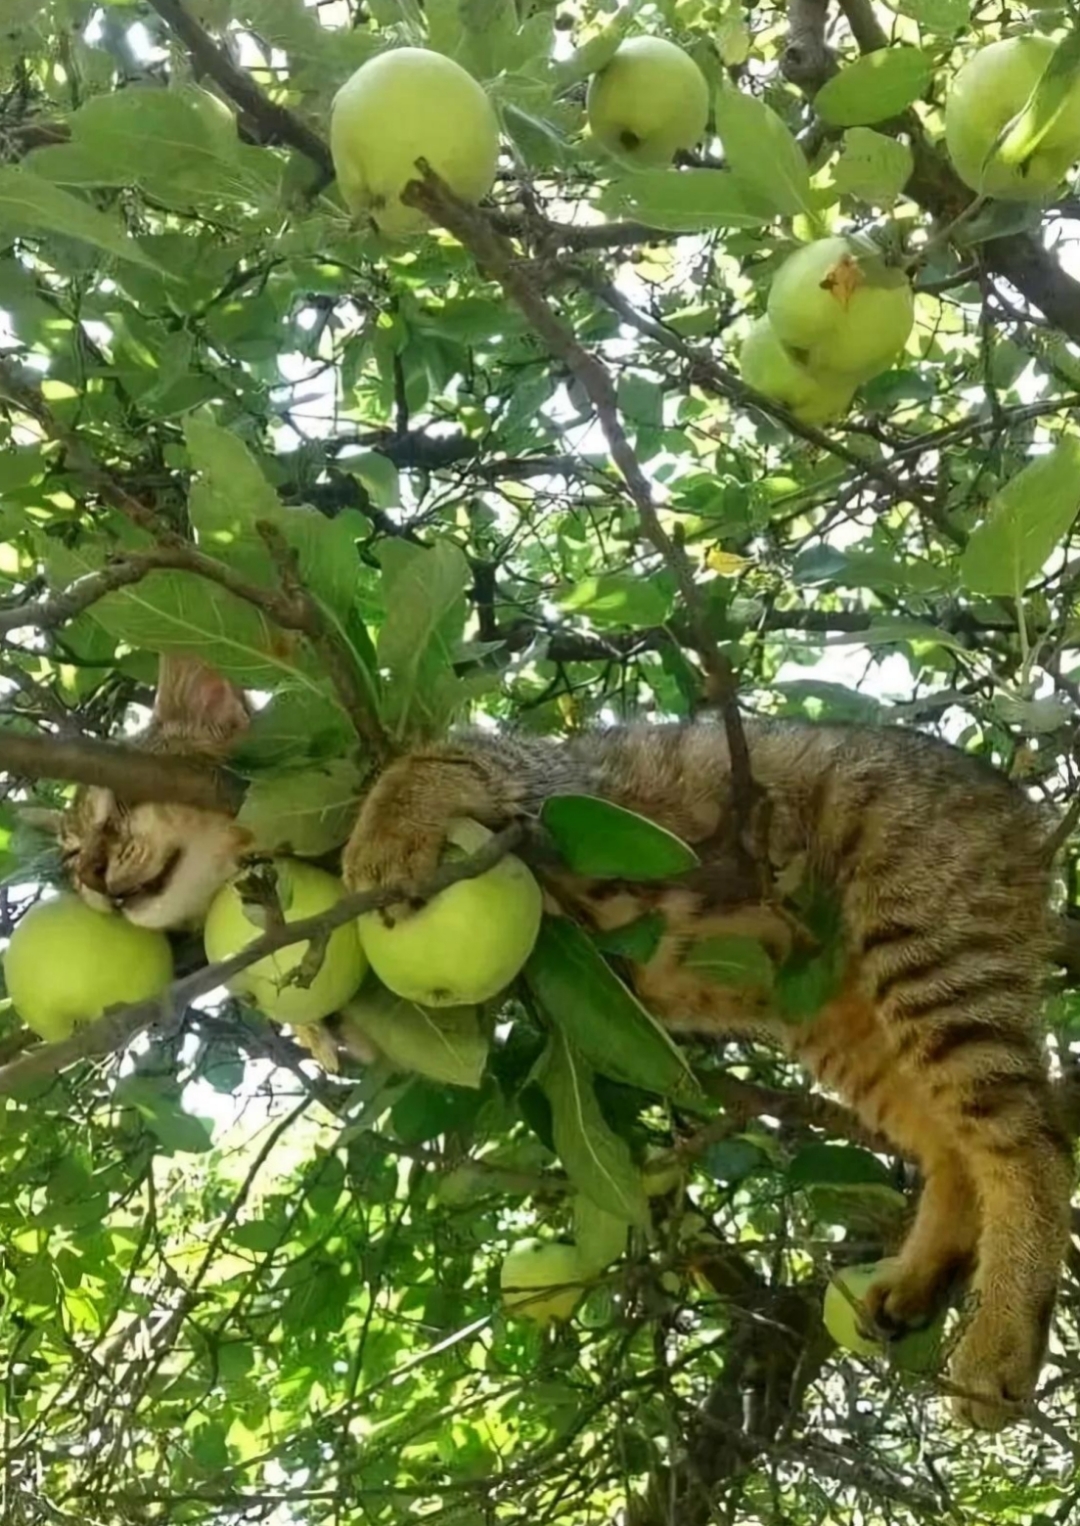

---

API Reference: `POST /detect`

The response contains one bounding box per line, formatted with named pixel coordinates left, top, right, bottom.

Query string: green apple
left=500, top=1238, right=585, bottom=1324
left=823, top=1259, right=946, bottom=1374
left=767, top=236, right=914, bottom=379
left=4, top=894, right=173, bottom=1043
left=945, top=36, right=1080, bottom=200
left=739, top=317, right=855, bottom=424
left=330, top=47, right=500, bottom=239
left=587, top=36, right=710, bottom=168
left=357, top=818, right=542, bottom=1007
left=203, top=859, right=367, bottom=1025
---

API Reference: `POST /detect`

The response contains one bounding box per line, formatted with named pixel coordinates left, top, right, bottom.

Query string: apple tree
left=1, top=0, right=1080, bottom=1522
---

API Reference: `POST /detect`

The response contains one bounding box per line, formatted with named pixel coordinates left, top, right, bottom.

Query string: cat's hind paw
left=948, top=1311, right=1044, bottom=1431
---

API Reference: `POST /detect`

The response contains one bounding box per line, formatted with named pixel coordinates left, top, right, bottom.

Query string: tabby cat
left=57, top=655, right=1074, bottom=1430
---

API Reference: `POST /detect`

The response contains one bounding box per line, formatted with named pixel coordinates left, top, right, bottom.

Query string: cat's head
left=56, top=655, right=252, bottom=931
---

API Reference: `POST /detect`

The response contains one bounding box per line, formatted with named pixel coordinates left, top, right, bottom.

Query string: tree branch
left=0, top=729, right=244, bottom=811
left=0, top=824, right=523, bottom=1097
left=781, top=0, right=836, bottom=89
left=403, top=170, right=762, bottom=867
left=145, top=0, right=334, bottom=181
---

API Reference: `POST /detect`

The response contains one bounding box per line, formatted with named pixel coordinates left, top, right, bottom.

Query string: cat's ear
left=152, top=654, right=250, bottom=747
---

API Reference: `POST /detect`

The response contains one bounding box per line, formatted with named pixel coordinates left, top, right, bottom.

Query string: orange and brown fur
left=58, top=655, right=252, bottom=929
left=56, top=659, right=1075, bottom=1429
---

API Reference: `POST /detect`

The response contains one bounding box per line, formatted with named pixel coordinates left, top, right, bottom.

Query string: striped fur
left=344, top=718, right=1075, bottom=1429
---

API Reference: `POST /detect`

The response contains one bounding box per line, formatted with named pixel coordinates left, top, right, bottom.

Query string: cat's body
left=56, top=657, right=1074, bottom=1430
left=342, top=720, right=1074, bottom=1431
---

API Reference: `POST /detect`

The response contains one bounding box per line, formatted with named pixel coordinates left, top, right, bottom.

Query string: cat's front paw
left=861, top=1260, right=944, bottom=1339
left=948, top=1311, right=1044, bottom=1430
left=342, top=818, right=445, bottom=921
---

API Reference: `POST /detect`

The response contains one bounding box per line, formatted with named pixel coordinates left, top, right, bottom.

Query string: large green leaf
left=541, top=794, right=698, bottom=879
left=598, top=168, right=775, bottom=231
left=537, top=1031, right=650, bottom=1227
left=376, top=539, right=471, bottom=742
left=524, top=917, right=696, bottom=1097
left=713, top=88, right=814, bottom=216
left=186, top=417, right=380, bottom=718
left=232, top=686, right=353, bottom=771
left=343, top=990, right=489, bottom=1089
left=831, top=127, right=913, bottom=206
left=960, top=436, right=1080, bottom=595
left=236, top=759, right=366, bottom=855
left=559, top=572, right=672, bottom=629
left=815, top=47, right=933, bottom=126
left=0, top=166, right=162, bottom=270
left=44, top=539, right=330, bottom=697
left=26, top=86, right=274, bottom=209
left=683, top=935, right=775, bottom=991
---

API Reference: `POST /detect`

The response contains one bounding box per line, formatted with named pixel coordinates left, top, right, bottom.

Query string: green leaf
left=995, top=31, right=1080, bottom=169
left=682, top=935, right=775, bottom=991
left=26, top=85, right=271, bottom=210
left=960, top=437, right=1080, bottom=595
left=0, top=166, right=162, bottom=270
left=113, top=1076, right=213, bottom=1155
left=344, top=451, right=401, bottom=509
left=591, top=912, right=665, bottom=963
left=13, top=1256, right=57, bottom=1310
left=554, top=2, right=640, bottom=85
left=774, top=879, right=845, bottom=1022
left=342, top=990, right=488, bottom=1089
left=376, top=539, right=471, bottom=742
left=538, top=1031, right=649, bottom=1227
left=232, top=686, right=353, bottom=771
left=44, top=539, right=330, bottom=698
left=598, top=168, right=774, bottom=231
left=524, top=917, right=697, bottom=1097
left=236, top=759, right=366, bottom=856
left=815, top=47, right=933, bottom=127
left=617, top=372, right=663, bottom=428
left=789, top=1145, right=906, bottom=1234
left=186, top=415, right=282, bottom=568
left=885, top=0, right=968, bottom=33
left=559, top=573, right=672, bottom=629
left=713, top=89, right=814, bottom=216
left=573, top=1193, right=630, bottom=1276
left=788, top=1143, right=894, bottom=1189
left=831, top=127, right=913, bottom=205
left=541, top=794, right=698, bottom=879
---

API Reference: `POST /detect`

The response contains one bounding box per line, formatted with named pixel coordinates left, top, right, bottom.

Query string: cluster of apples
left=739, top=236, right=915, bottom=425
left=328, top=35, right=710, bottom=239
left=4, top=819, right=543, bottom=1046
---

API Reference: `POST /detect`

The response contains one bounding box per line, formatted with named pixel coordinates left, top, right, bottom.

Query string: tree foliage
left=1, top=0, right=1080, bottom=1522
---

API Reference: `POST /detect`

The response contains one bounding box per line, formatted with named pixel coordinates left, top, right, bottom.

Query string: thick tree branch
left=145, top=0, right=334, bottom=181
left=0, top=729, right=244, bottom=811
left=0, top=824, right=523, bottom=1096
left=781, top=0, right=836, bottom=89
